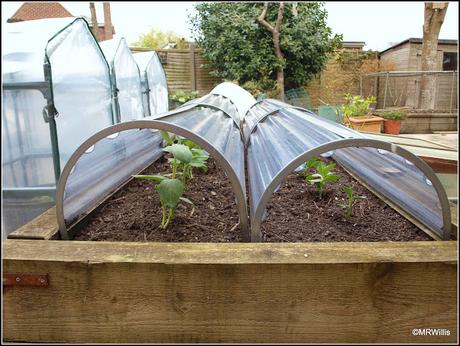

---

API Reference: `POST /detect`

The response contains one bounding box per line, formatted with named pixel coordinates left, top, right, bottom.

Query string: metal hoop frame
left=56, top=119, right=250, bottom=241
left=249, top=138, right=451, bottom=242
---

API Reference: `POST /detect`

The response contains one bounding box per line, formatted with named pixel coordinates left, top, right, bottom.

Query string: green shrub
left=341, top=94, right=376, bottom=118
left=381, top=109, right=407, bottom=121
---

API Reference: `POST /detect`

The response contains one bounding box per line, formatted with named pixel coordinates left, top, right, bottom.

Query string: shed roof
left=7, top=2, right=73, bottom=22
left=380, top=37, right=458, bottom=55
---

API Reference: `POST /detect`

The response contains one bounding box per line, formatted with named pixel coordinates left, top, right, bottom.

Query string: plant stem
left=172, top=158, right=177, bottom=179
left=161, top=207, right=167, bottom=229
left=164, top=208, right=174, bottom=229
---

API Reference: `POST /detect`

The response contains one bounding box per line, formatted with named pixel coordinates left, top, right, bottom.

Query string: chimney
left=103, top=2, right=113, bottom=40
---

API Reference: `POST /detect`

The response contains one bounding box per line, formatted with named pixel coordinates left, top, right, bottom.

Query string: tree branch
left=257, top=2, right=274, bottom=33
left=275, top=2, right=284, bottom=32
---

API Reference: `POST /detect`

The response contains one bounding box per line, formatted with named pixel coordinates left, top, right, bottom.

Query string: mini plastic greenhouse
left=100, top=37, right=145, bottom=121
left=54, top=82, right=451, bottom=242
left=2, top=18, right=171, bottom=236
left=2, top=17, right=113, bottom=234
left=133, top=51, right=169, bottom=116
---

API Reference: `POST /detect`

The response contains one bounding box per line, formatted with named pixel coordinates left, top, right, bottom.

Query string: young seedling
left=339, top=186, right=366, bottom=221
left=301, top=157, right=320, bottom=177
left=305, top=160, right=341, bottom=198
left=133, top=143, right=194, bottom=229
left=161, top=133, right=210, bottom=183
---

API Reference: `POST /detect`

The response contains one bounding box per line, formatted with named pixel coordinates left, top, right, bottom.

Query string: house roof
left=341, top=41, right=366, bottom=49
left=7, top=2, right=73, bottom=23
left=380, top=37, right=458, bottom=55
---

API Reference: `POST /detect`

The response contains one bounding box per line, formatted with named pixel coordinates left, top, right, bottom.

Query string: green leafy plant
left=133, top=144, right=194, bottom=229
left=341, top=94, right=377, bottom=118
left=300, top=157, right=320, bottom=177
left=170, top=90, right=199, bottom=105
left=305, top=160, right=341, bottom=198
left=160, top=131, right=209, bottom=182
left=381, top=109, right=407, bottom=121
left=339, top=186, right=366, bottom=221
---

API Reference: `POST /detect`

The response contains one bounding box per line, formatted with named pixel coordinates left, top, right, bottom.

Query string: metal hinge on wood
left=3, top=273, right=49, bottom=287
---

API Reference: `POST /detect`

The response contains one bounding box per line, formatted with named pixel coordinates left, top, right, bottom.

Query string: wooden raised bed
left=3, top=207, right=458, bottom=343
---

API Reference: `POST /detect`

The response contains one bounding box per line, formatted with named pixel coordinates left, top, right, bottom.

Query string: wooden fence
left=131, top=47, right=222, bottom=96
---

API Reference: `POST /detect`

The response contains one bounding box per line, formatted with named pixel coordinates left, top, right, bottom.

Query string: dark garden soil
left=74, top=157, right=242, bottom=242
left=261, top=157, right=433, bottom=242
left=74, top=155, right=432, bottom=243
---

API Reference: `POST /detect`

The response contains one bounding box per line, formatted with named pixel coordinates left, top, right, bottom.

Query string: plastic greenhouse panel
left=56, top=82, right=253, bottom=240
left=2, top=17, right=113, bottom=237
left=100, top=38, right=144, bottom=121
left=244, top=99, right=451, bottom=242
left=133, top=51, right=169, bottom=116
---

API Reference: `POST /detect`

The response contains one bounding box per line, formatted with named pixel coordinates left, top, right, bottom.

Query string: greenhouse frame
left=2, top=17, right=114, bottom=235
left=133, top=51, right=169, bottom=117
left=2, top=17, right=172, bottom=237
left=100, top=37, right=145, bottom=121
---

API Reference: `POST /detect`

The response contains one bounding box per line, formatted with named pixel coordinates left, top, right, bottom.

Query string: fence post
left=190, top=43, right=196, bottom=92
left=449, top=71, right=455, bottom=112
left=383, top=72, right=389, bottom=109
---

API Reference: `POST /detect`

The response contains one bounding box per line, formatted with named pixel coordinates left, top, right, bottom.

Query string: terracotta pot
left=383, top=119, right=402, bottom=135
left=344, top=116, right=384, bottom=133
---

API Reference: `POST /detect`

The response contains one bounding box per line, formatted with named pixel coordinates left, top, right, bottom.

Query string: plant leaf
left=155, top=178, right=184, bottom=209
left=133, top=174, right=166, bottom=182
left=160, top=130, right=174, bottom=145
left=163, top=144, right=192, bottom=163
left=179, top=197, right=194, bottom=205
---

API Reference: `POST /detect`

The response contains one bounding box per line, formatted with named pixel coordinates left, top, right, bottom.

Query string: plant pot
left=383, top=119, right=402, bottom=135
left=344, top=116, right=384, bottom=133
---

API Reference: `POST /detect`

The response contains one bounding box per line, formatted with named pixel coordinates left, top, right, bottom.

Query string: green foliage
left=305, top=159, right=341, bottom=198
left=170, top=90, right=199, bottom=105
left=131, top=27, right=188, bottom=49
left=339, top=186, right=366, bottom=221
left=335, top=50, right=378, bottom=70
left=163, top=144, right=193, bottom=164
left=190, top=2, right=342, bottom=93
left=341, top=94, right=377, bottom=118
left=300, top=157, right=320, bottom=177
left=382, top=109, right=408, bottom=120
left=164, top=140, right=209, bottom=184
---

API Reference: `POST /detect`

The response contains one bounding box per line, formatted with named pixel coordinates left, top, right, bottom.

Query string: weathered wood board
left=3, top=239, right=457, bottom=343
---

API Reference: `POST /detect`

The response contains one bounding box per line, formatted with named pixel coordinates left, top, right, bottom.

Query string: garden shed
left=133, top=51, right=169, bottom=116
left=2, top=17, right=113, bottom=236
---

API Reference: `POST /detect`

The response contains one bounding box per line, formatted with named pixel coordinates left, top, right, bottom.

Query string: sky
left=1, top=1, right=458, bottom=52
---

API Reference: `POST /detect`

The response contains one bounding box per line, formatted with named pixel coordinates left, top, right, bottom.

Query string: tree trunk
left=257, top=2, right=285, bottom=101
left=89, top=2, right=99, bottom=41
left=419, top=2, right=448, bottom=110
left=103, top=2, right=113, bottom=41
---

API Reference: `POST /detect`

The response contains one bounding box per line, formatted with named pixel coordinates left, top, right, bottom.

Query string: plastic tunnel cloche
left=243, top=99, right=451, bottom=241
left=56, top=82, right=252, bottom=240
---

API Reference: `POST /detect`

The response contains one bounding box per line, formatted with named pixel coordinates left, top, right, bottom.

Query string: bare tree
left=103, top=2, right=113, bottom=41
left=257, top=2, right=285, bottom=100
left=419, top=2, right=448, bottom=109
left=89, top=2, right=99, bottom=41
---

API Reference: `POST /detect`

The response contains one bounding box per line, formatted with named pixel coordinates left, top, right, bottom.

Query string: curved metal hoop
left=56, top=120, right=250, bottom=241
left=250, top=138, right=451, bottom=242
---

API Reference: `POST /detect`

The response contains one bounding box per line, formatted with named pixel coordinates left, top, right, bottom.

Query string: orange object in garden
left=383, top=119, right=402, bottom=135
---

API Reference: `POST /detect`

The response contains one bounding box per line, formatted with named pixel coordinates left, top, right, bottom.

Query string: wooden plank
left=2, top=239, right=457, bottom=265
left=7, top=207, right=58, bottom=240
left=450, top=202, right=458, bottom=236
left=3, top=239, right=457, bottom=343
